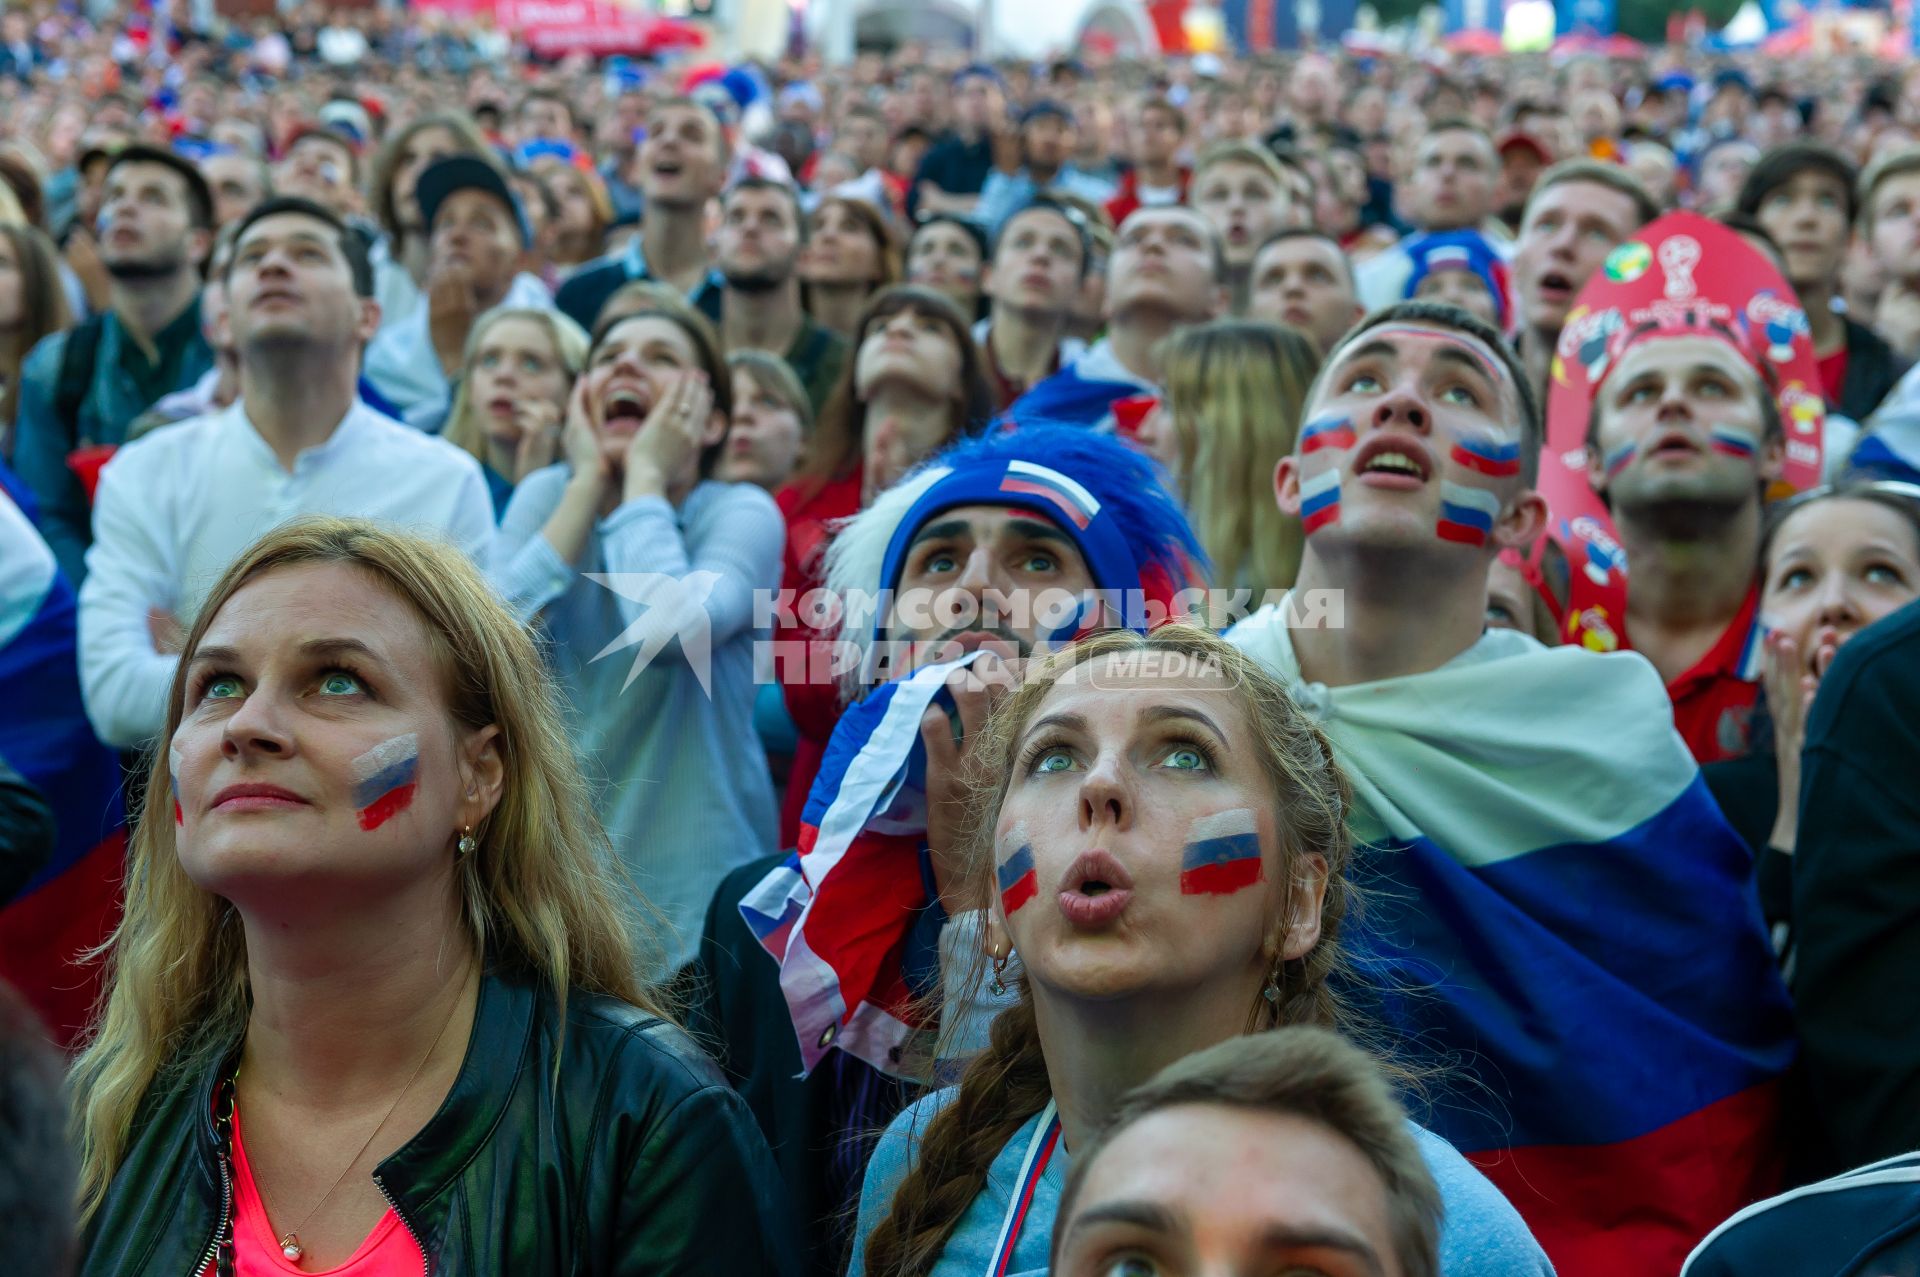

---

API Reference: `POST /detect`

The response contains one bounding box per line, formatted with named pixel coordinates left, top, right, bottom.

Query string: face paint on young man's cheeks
left=1602, top=438, right=1638, bottom=481
left=995, top=821, right=1038, bottom=916
left=1179, top=808, right=1264, bottom=896
left=348, top=733, right=420, bottom=832
left=1708, top=424, right=1760, bottom=459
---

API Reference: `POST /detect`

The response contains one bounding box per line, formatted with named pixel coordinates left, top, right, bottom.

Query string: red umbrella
left=1445, top=29, right=1505, bottom=56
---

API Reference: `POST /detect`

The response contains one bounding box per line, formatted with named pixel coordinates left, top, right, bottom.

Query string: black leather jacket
left=79, top=963, right=800, bottom=1276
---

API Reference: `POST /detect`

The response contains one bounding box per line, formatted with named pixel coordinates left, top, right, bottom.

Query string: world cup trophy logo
left=1659, top=235, right=1701, bottom=300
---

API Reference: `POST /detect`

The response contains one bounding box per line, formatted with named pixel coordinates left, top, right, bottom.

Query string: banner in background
left=413, top=0, right=700, bottom=59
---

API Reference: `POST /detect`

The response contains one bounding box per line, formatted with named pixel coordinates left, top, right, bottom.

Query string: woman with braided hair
left=849, top=625, right=1551, bottom=1277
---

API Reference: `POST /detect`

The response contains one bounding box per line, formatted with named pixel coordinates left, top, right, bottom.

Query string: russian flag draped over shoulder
left=741, top=653, right=990, bottom=1078
left=0, top=491, right=126, bottom=1047
left=1226, top=600, right=1795, bottom=1277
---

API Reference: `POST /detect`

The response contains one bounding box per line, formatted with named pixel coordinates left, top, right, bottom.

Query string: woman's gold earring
left=457, top=826, right=477, bottom=857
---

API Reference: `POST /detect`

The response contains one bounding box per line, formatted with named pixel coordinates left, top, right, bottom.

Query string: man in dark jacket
left=1739, top=143, right=1906, bottom=425
left=1792, top=596, right=1920, bottom=1178
left=906, top=65, right=1007, bottom=222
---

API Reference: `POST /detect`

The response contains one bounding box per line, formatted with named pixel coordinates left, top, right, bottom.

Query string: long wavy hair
left=860, top=624, right=1360, bottom=1277
left=1158, top=320, right=1320, bottom=602
left=791, top=285, right=994, bottom=495
left=68, top=518, right=664, bottom=1225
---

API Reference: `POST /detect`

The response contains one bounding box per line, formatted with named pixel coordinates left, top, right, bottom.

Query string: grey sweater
left=491, top=467, right=784, bottom=971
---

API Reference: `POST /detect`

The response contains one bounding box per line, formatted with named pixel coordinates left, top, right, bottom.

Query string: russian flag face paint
left=1603, top=439, right=1638, bottom=481
left=1449, top=434, right=1522, bottom=478
left=348, top=733, right=419, bottom=832
left=997, top=840, right=1039, bottom=916
left=1708, top=425, right=1759, bottom=459
left=1299, top=468, right=1341, bottom=535
left=1436, top=481, right=1502, bottom=548
left=1180, top=808, right=1264, bottom=896
left=168, top=741, right=184, bottom=826
left=1299, top=414, right=1357, bottom=455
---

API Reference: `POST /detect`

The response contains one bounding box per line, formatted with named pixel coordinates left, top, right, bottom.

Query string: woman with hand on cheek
left=441, top=306, right=590, bottom=517
left=849, top=626, right=1550, bottom=1277
left=71, top=519, right=795, bottom=1276
left=1704, top=482, right=1920, bottom=964
left=492, top=285, right=784, bottom=976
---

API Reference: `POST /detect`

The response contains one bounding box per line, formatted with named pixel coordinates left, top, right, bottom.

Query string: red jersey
left=1664, top=586, right=1765, bottom=764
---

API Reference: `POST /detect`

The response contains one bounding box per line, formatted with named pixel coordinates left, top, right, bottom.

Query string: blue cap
left=874, top=425, right=1205, bottom=638
left=1403, top=230, right=1512, bottom=330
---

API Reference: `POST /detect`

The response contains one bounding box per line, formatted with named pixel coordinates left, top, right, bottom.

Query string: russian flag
left=1005, top=340, right=1156, bottom=432
left=1709, top=426, right=1759, bottom=458
left=0, top=489, right=124, bottom=1049
left=1436, top=481, right=1501, bottom=546
left=1300, top=469, right=1341, bottom=534
left=1179, top=809, right=1262, bottom=895
left=999, top=460, right=1100, bottom=531
left=1450, top=435, right=1522, bottom=478
left=741, top=653, right=995, bottom=1076
left=1224, top=608, right=1796, bottom=1277
left=1300, top=415, right=1357, bottom=454
left=997, top=844, right=1039, bottom=914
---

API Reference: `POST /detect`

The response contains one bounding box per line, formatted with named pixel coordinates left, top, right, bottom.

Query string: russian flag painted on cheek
left=1225, top=601, right=1795, bottom=1277
left=1436, top=481, right=1502, bottom=547
left=0, top=490, right=125, bottom=1048
left=1449, top=435, right=1522, bottom=478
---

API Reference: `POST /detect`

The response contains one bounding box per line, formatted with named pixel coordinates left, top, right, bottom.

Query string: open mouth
left=1058, top=849, right=1135, bottom=927
left=1351, top=436, right=1434, bottom=487
left=1647, top=431, right=1702, bottom=461
left=603, top=387, right=651, bottom=429
left=1537, top=270, right=1574, bottom=300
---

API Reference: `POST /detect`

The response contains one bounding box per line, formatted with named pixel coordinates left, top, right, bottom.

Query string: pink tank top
left=200, top=1105, right=426, bottom=1276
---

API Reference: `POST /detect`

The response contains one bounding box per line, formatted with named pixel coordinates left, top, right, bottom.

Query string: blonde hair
left=1193, top=139, right=1291, bottom=189
left=69, top=518, right=662, bottom=1225
left=1052, top=1028, right=1441, bottom=1277
left=441, top=306, right=590, bottom=470
left=1158, top=321, right=1321, bottom=602
left=861, top=625, right=1358, bottom=1276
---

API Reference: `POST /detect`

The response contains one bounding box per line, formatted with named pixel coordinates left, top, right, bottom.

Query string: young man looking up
left=1510, top=159, right=1659, bottom=405
left=1227, top=301, right=1793, bottom=1277
left=1584, top=331, right=1784, bottom=762
left=1738, top=143, right=1904, bottom=425
left=557, top=98, right=728, bottom=332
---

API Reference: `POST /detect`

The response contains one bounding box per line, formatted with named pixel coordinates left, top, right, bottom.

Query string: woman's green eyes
left=320, top=672, right=364, bottom=696
left=205, top=676, right=244, bottom=700
left=1033, top=749, right=1075, bottom=774
left=1161, top=746, right=1209, bottom=771
left=1028, top=745, right=1211, bottom=774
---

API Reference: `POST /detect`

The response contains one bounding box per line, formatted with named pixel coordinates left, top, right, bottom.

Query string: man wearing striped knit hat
left=1226, top=299, right=1794, bottom=1277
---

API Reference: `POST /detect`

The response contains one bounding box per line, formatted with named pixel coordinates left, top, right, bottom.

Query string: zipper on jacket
left=193, top=1147, right=234, bottom=1277
left=372, top=1173, right=430, bottom=1277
